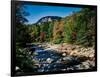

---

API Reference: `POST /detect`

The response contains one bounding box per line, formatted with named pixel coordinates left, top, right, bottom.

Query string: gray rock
left=67, top=67, right=74, bottom=70
left=61, top=69, right=66, bottom=71
left=74, top=60, right=95, bottom=70
left=56, top=59, right=62, bottom=63
left=46, top=58, right=53, bottom=63
left=74, top=65, right=84, bottom=70
left=62, top=53, right=67, bottom=56
left=62, top=56, right=73, bottom=61
left=16, top=66, right=20, bottom=71
left=80, top=60, right=94, bottom=69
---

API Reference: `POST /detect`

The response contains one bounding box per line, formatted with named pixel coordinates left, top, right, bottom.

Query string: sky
left=23, top=4, right=81, bottom=24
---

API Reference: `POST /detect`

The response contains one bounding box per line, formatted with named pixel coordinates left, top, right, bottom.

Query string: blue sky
left=23, top=4, right=81, bottom=24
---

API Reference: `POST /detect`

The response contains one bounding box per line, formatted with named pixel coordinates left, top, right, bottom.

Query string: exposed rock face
left=36, top=16, right=62, bottom=25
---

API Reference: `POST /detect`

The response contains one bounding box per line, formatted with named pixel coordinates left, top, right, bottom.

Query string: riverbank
left=36, top=43, right=95, bottom=59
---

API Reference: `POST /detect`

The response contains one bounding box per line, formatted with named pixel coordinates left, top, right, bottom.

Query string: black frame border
left=11, top=0, right=97, bottom=76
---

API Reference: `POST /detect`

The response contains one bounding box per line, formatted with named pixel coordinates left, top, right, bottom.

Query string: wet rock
left=38, top=69, right=44, bottom=72
left=81, top=60, right=95, bottom=69
left=81, top=62, right=90, bottom=69
left=61, top=69, right=66, bottom=71
left=16, top=66, right=20, bottom=71
left=46, top=58, right=53, bottom=64
left=67, top=67, right=74, bottom=70
left=74, top=60, right=95, bottom=70
left=34, top=64, right=41, bottom=68
left=62, top=53, right=67, bottom=56
left=43, top=64, right=48, bottom=67
left=56, top=59, right=62, bottom=63
left=34, top=52, right=38, bottom=55
left=62, top=56, right=73, bottom=64
left=15, top=66, right=23, bottom=74
left=63, top=56, right=74, bottom=60
left=74, top=65, right=83, bottom=70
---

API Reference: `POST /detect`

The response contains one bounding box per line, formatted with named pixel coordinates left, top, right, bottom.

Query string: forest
left=15, top=4, right=96, bottom=75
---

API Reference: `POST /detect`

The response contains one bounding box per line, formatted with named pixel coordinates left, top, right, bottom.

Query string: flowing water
left=29, top=45, right=81, bottom=73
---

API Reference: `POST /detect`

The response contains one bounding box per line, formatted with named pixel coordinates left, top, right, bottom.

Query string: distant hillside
left=27, top=8, right=96, bottom=46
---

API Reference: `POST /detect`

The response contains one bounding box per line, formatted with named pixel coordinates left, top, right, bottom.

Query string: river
left=29, top=44, right=81, bottom=73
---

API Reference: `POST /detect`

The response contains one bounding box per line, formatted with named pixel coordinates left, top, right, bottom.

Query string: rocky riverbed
left=28, top=43, right=95, bottom=73
left=38, top=43, right=95, bottom=60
